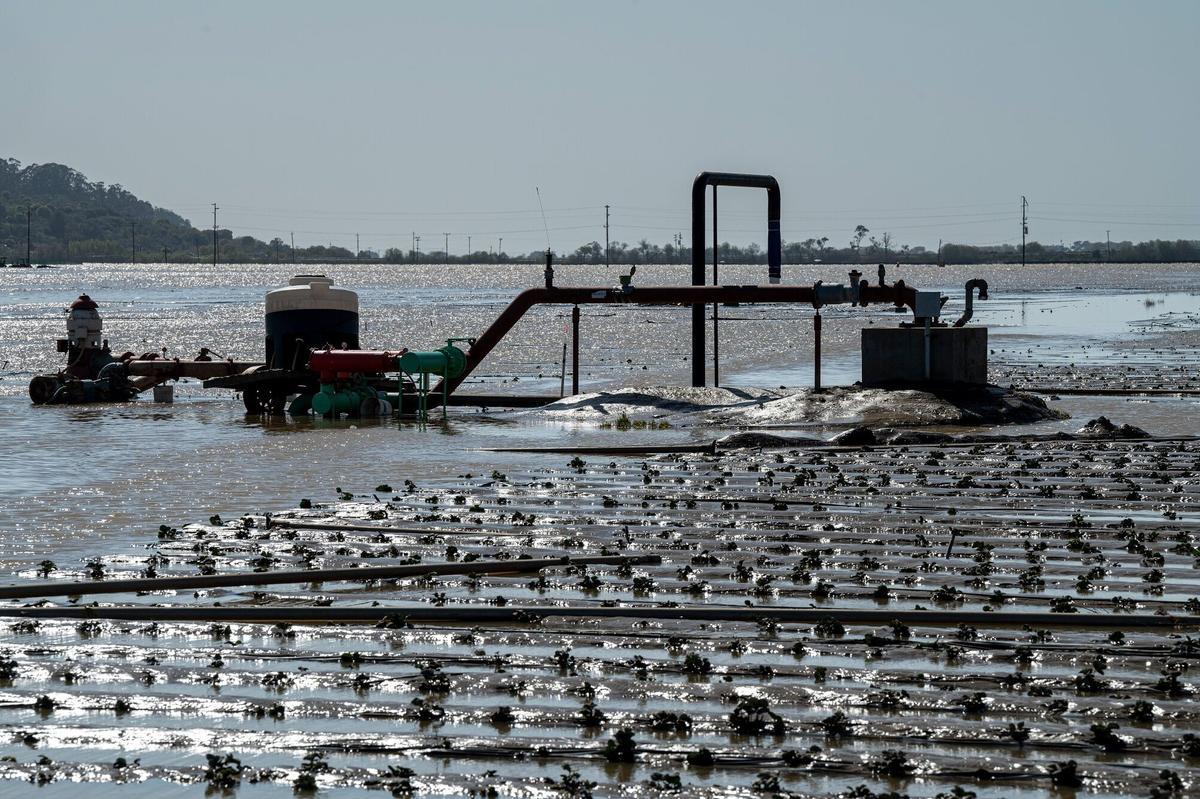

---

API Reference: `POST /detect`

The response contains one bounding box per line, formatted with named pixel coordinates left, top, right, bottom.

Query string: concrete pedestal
left=861, top=326, right=987, bottom=387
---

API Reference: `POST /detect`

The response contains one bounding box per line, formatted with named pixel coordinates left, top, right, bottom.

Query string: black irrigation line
left=481, top=436, right=1200, bottom=457
left=487, top=443, right=718, bottom=455
left=0, top=555, right=661, bottom=601
left=1019, top=386, right=1200, bottom=396
left=321, top=741, right=1165, bottom=786
left=1, top=603, right=1195, bottom=629
left=265, top=518, right=518, bottom=535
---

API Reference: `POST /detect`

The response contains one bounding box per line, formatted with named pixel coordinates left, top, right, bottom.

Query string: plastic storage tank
left=264, top=275, right=360, bottom=370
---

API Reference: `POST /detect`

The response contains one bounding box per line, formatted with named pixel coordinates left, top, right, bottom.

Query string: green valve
left=397, top=338, right=474, bottom=422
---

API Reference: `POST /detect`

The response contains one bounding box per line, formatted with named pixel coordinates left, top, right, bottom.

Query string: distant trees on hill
left=3, top=158, right=1198, bottom=265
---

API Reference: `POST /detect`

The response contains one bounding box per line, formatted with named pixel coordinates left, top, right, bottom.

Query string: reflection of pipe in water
left=955, top=279, right=990, bottom=327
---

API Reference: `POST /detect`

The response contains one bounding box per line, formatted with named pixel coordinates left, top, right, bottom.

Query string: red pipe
left=308, top=349, right=405, bottom=382
left=432, top=284, right=919, bottom=397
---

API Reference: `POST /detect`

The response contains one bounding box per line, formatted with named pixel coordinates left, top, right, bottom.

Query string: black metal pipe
left=813, top=311, right=822, bottom=391
left=691, top=172, right=782, bottom=386
left=1, top=603, right=1190, bottom=630
left=571, top=304, right=580, bottom=395
left=712, top=186, right=719, bottom=386
left=0, top=555, right=661, bottom=601
left=954, top=278, right=990, bottom=327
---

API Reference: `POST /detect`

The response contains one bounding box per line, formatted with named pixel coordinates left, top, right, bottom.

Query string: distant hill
left=0, top=158, right=297, bottom=263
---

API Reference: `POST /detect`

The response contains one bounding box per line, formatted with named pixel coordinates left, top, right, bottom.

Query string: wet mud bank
left=0, top=435, right=1197, bottom=797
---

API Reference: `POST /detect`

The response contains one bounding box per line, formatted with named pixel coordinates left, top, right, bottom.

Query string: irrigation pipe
left=265, top=519, right=496, bottom=535
left=0, top=555, right=660, bottom=602
left=0, top=604, right=1194, bottom=630
left=487, top=443, right=717, bottom=455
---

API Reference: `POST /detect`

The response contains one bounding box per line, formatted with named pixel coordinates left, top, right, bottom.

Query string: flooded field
left=0, top=262, right=1198, bottom=796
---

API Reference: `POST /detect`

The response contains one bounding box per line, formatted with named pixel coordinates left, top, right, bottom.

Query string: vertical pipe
left=712, top=187, right=719, bottom=387
left=690, top=184, right=706, bottom=388
left=813, top=311, right=822, bottom=392
left=924, top=318, right=932, bottom=381
left=571, top=304, right=580, bottom=395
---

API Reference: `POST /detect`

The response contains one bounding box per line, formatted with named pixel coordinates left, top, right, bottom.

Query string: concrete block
left=861, top=326, right=987, bottom=386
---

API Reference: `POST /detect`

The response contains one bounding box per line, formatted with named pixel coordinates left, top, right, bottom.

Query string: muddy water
left=1, top=263, right=1199, bottom=572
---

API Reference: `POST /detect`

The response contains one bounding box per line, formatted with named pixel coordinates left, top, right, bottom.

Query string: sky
left=3, top=0, right=1198, bottom=254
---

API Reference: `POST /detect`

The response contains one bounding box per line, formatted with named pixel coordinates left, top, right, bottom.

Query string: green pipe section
left=311, top=383, right=378, bottom=416
left=398, top=343, right=467, bottom=378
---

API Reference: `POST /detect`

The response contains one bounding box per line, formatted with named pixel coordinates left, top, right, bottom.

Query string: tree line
left=4, top=159, right=1198, bottom=266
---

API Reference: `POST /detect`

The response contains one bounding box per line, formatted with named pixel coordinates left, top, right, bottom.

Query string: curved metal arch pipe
left=690, top=172, right=783, bottom=386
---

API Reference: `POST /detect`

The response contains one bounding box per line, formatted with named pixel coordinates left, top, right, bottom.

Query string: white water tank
left=264, top=275, right=360, bottom=370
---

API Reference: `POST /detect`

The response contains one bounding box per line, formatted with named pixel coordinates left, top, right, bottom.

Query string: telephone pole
left=467, top=235, right=471, bottom=259
left=1106, top=230, right=1111, bottom=261
left=212, top=203, right=219, bottom=266
left=356, top=233, right=360, bottom=260
left=290, top=232, right=295, bottom=263
left=498, top=237, right=503, bottom=261
left=130, top=221, right=136, bottom=264
left=26, top=205, right=32, bottom=265
left=604, top=204, right=610, bottom=266
left=444, top=232, right=449, bottom=263
left=1020, top=196, right=1028, bottom=266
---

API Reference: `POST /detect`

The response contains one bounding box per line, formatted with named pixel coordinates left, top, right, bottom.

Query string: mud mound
left=531, top=384, right=1064, bottom=429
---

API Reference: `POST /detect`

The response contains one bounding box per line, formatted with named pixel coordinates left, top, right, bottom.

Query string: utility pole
left=290, top=232, right=295, bottom=263
left=212, top=203, right=219, bottom=266
left=130, top=221, right=136, bottom=264
left=412, top=232, right=417, bottom=262
left=604, top=204, right=610, bottom=266
left=26, top=205, right=32, bottom=265
left=444, top=232, right=449, bottom=263
left=467, top=235, right=471, bottom=259
left=1106, top=230, right=1111, bottom=261
left=1020, top=195, right=1028, bottom=267
left=356, top=233, right=360, bottom=260
left=498, top=237, right=503, bottom=262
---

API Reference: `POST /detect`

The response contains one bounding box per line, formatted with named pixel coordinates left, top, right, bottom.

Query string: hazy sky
left=4, top=0, right=1198, bottom=253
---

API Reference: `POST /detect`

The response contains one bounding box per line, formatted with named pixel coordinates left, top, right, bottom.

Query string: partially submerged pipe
left=0, top=555, right=661, bottom=601
left=1, top=603, right=1192, bottom=630
left=954, top=278, right=989, bottom=327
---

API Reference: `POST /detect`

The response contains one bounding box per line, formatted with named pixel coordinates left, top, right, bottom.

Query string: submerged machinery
left=230, top=275, right=363, bottom=413
left=28, top=172, right=991, bottom=414
left=27, top=295, right=138, bottom=404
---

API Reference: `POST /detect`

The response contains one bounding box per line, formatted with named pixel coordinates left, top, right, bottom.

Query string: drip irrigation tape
left=1, top=603, right=1194, bottom=629
left=0, top=555, right=660, bottom=601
